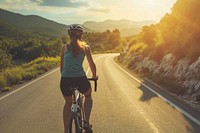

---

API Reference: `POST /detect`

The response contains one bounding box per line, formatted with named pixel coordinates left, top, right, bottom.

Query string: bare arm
left=85, top=46, right=97, bottom=79
left=60, top=45, right=68, bottom=74
left=60, top=49, right=64, bottom=74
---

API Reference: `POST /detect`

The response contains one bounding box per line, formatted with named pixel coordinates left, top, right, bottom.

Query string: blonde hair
left=70, top=38, right=87, bottom=56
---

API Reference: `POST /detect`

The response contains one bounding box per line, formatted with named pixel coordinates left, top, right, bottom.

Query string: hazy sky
left=0, top=0, right=177, bottom=25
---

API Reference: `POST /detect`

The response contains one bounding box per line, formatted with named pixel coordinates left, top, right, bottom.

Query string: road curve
left=0, top=53, right=200, bottom=133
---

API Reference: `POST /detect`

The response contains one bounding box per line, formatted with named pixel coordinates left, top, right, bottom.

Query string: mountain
left=0, top=8, right=69, bottom=38
left=83, top=19, right=155, bottom=37
left=0, top=8, right=153, bottom=38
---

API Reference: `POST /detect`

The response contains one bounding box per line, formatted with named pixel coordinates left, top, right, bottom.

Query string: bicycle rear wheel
left=69, top=111, right=83, bottom=133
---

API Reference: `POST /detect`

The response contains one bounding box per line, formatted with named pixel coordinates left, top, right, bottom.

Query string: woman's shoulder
left=80, top=42, right=91, bottom=53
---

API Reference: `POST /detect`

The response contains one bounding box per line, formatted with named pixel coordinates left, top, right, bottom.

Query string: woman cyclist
left=60, top=24, right=98, bottom=133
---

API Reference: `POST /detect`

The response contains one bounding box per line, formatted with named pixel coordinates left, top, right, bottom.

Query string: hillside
left=0, top=8, right=124, bottom=70
left=83, top=19, right=155, bottom=37
left=0, top=8, right=69, bottom=38
left=0, top=8, right=154, bottom=38
left=117, top=0, right=200, bottom=104
left=0, top=8, right=72, bottom=69
left=0, top=20, right=48, bottom=39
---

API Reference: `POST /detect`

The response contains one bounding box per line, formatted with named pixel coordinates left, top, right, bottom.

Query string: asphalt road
left=0, top=53, right=200, bottom=133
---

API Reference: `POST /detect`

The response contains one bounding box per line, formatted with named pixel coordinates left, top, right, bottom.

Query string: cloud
left=0, top=0, right=90, bottom=14
left=87, top=7, right=110, bottom=13
left=0, top=0, right=38, bottom=11
left=30, top=0, right=90, bottom=7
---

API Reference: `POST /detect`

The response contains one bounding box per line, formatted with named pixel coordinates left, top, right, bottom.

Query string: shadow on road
left=137, top=79, right=200, bottom=133
left=138, top=84, right=157, bottom=102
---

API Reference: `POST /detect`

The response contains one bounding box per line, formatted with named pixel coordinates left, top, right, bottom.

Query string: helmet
left=68, top=24, right=85, bottom=36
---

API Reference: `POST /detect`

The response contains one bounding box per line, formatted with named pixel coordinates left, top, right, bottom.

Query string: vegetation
left=84, top=29, right=122, bottom=53
left=0, top=8, right=124, bottom=93
left=0, top=10, right=122, bottom=92
left=0, top=29, right=122, bottom=92
left=0, top=36, right=63, bottom=69
left=83, top=19, right=154, bottom=37
left=117, top=0, right=200, bottom=95
left=125, top=0, right=200, bottom=64
left=0, top=56, right=59, bottom=91
left=0, top=28, right=122, bottom=92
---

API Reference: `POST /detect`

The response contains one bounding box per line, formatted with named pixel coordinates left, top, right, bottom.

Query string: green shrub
left=22, top=71, right=37, bottom=81
left=4, top=67, right=23, bottom=85
left=0, top=74, right=7, bottom=88
left=1, top=86, right=11, bottom=92
left=37, top=69, right=46, bottom=75
left=0, top=56, right=60, bottom=90
left=38, top=62, right=50, bottom=72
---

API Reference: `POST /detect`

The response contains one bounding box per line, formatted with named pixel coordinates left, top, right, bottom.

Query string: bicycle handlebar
left=88, top=78, right=98, bottom=92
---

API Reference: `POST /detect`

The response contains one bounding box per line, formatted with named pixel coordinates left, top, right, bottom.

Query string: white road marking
left=2, top=54, right=199, bottom=130
left=112, top=59, right=200, bottom=127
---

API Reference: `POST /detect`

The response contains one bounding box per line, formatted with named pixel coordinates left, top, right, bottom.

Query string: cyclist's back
left=61, top=44, right=86, bottom=77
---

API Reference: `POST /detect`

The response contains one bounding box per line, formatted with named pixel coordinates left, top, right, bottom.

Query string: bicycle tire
left=69, top=112, right=73, bottom=133
left=69, top=110, right=84, bottom=133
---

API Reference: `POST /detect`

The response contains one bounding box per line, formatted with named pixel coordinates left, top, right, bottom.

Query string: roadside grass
left=1, top=87, right=11, bottom=92
left=0, top=56, right=59, bottom=93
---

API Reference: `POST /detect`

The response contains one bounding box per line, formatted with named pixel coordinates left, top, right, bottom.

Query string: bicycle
left=69, top=78, right=97, bottom=133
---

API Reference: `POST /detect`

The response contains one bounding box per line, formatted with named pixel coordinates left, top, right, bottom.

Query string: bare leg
left=63, top=96, right=72, bottom=133
left=84, top=88, right=93, bottom=124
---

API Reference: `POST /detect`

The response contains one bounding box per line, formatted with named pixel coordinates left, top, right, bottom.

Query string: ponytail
left=69, top=32, right=83, bottom=56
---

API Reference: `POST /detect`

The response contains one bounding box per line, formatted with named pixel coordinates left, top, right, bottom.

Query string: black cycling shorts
left=60, top=76, right=91, bottom=97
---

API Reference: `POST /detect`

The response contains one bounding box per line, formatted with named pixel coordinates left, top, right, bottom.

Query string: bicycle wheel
left=69, top=111, right=83, bottom=133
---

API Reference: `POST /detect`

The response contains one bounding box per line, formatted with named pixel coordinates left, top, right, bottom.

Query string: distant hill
left=0, top=8, right=153, bottom=38
left=0, top=8, right=69, bottom=38
left=0, top=19, right=49, bottom=39
left=83, top=19, right=155, bottom=37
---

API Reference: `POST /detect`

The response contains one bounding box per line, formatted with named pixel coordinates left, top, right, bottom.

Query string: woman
left=60, top=24, right=97, bottom=133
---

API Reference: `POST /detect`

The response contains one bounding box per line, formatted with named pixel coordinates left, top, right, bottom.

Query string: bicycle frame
left=71, top=88, right=82, bottom=113
left=69, top=88, right=84, bottom=133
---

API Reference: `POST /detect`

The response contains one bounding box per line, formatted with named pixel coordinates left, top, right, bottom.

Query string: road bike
left=69, top=78, right=97, bottom=133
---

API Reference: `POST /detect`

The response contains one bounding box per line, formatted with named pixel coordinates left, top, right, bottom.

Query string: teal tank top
left=61, top=47, right=86, bottom=77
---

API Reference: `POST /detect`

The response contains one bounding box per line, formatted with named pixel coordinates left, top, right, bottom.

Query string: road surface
left=0, top=53, right=200, bottom=133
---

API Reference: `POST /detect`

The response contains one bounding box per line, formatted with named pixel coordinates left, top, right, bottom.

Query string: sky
left=0, top=0, right=177, bottom=25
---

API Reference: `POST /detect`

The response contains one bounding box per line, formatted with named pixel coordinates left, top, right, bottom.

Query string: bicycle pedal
left=84, top=129, right=93, bottom=133
left=83, top=126, right=92, bottom=133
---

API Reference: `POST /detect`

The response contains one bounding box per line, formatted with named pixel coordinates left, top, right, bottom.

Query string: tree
left=140, top=25, right=156, bottom=45
left=0, top=49, right=13, bottom=70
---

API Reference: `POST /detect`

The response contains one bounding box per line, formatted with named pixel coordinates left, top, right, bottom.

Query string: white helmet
left=68, top=24, right=85, bottom=36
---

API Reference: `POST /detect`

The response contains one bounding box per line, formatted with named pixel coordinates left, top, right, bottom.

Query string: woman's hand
left=92, top=75, right=98, bottom=80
